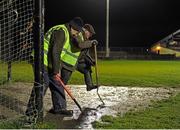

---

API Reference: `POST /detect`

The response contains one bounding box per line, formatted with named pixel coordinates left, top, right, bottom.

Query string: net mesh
left=0, top=0, right=40, bottom=123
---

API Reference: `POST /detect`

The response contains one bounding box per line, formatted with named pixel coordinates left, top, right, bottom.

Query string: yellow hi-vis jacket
left=43, top=24, right=83, bottom=67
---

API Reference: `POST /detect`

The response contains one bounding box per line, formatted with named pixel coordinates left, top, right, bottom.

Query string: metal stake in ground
left=94, top=44, right=105, bottom=106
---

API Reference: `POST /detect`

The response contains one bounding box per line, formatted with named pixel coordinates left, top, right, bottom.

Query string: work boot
left=87, top=85, right=98, bottom=91
left=48, top=108, right=73, bottom=116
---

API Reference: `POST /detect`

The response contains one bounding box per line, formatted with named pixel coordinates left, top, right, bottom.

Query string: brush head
left=77, top=107, right=97, bottom=121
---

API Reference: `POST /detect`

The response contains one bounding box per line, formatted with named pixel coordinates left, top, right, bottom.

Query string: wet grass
left=11, top=62, right=34, bottom=82
left=0, top=60, right=180, bottom=87
left=93, top=93, right=180, bottom=129
left=0, top=61, right=34, bottom=84
left=71, top=60, right=180, bottom=87
left=0, top=120, right=57, bottom=129
left=0, top=60, right=180, bottom=128
left=0, top=120, right=24, bottom=129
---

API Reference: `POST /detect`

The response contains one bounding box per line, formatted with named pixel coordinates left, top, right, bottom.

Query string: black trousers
left=77, top=62, right=94, bottom=88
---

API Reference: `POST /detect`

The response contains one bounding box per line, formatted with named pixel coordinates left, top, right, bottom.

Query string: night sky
left=45, top=0, right=180, bottom=48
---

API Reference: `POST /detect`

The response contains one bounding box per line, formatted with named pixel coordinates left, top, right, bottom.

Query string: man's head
left=69, top=17, right=84, bottom=38
left=83, top=24, right=96, bottom=39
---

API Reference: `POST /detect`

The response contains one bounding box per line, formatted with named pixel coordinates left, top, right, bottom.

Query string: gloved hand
left=91, top=39, right=98, bottom=46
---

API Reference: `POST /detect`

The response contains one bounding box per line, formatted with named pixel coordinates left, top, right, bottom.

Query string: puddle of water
left=72, top=105, right=117, bottom=129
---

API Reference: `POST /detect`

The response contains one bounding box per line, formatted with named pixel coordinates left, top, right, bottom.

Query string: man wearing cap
left=77, top=24, right=98, bottom=91
left=45, top=17, right=99, bottom=116
left=26, top=17, right=97, bottom=117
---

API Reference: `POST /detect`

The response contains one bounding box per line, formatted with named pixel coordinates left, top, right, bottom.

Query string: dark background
left=45, top=0, right=180, bottom=48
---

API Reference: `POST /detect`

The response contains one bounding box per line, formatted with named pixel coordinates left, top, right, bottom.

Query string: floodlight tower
left=106, top=0, right=110, bottom=57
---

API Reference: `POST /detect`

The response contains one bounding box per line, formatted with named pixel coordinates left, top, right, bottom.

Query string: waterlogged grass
left=93, top=93, right=180, bottom=129
left=1, top=93, right=179, bottom=129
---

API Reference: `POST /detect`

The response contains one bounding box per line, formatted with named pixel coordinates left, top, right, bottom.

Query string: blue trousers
left=26, top=66, right=72, bottom=115
left=48, top=67, right=72, bottom=111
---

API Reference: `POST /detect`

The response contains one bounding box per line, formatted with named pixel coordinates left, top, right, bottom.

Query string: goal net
left=0, top=0, right=43, bottom=123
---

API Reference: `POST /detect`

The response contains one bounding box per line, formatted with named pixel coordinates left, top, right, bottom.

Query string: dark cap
left=69, top=17, right=84, bottom=32
left=83, top=24, right=96, bottom=35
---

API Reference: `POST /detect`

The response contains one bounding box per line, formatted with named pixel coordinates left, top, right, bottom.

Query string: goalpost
left=0, top=0, right=44, bottom=123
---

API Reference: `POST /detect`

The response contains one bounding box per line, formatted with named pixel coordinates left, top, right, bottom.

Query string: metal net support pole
left=33, top=0, right=44, bottom=122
